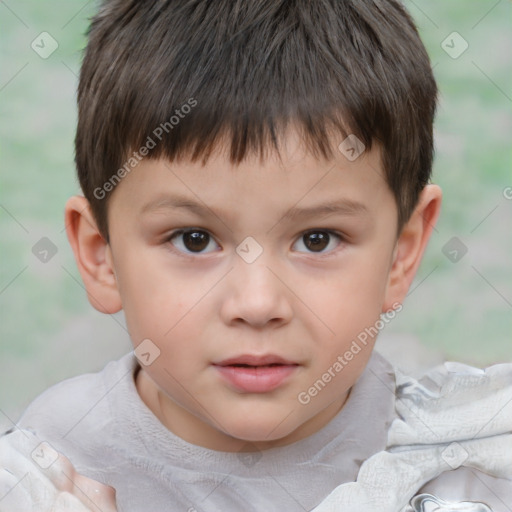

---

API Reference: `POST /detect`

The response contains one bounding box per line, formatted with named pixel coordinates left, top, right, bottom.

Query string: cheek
left=312, top=259, right=389, bottom=331
left=115, top=252, right=199, bottom=343
left=304, top=255, right=390, bottom=370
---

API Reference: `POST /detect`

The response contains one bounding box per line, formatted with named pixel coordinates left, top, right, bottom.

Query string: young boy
left=1, top=0, right=511, bottom=511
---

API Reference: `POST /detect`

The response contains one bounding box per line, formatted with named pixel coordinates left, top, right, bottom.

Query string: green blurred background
left=1, top=0, right=511, bottom=431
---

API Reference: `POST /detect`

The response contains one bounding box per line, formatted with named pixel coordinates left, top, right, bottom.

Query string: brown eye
left=183, top=231, right=209, bottom=251
left=304, top=231, right=330, bottom=252
left=293, top=230, right=342, bottom=254
left=169, top=229, right=218, bottom=254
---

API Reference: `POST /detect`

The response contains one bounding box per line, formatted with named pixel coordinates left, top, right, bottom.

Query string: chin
left=221, top=413, right=300, bottom=445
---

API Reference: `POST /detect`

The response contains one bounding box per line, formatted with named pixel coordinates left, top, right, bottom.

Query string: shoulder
left=16, top=352, right=138, bottom=448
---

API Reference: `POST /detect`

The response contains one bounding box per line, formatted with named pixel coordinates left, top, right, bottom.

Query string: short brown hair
left=76, top=0, right=437, bottom=239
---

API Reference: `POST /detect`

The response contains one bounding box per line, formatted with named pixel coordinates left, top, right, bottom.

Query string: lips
left=213, top=354, right=299, bottom=393
left=214, top=354, right=298, bottom=367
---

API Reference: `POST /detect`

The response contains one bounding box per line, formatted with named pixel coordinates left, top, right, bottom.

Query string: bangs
left=123, top=95, right=363, bottom=167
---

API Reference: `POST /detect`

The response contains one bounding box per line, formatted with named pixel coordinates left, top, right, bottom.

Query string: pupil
left=184, top=231, right=209, bottom=252
left=305, top=232, right=328, bottom=252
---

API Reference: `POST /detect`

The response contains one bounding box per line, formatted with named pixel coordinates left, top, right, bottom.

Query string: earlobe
left=64, top=196, right=122, bottom=314
left=382, top=185, right=442, bottom=313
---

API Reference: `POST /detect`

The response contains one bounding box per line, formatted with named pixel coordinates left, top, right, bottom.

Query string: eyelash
left=165, top=228, right=345, bottom=258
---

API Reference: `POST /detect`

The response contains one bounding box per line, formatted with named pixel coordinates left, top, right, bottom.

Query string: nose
left=219, top=258, right=293, bottom=329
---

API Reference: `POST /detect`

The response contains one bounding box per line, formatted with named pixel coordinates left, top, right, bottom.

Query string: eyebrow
left=285, top=199, right=368, bottom=220
left=141, top=194, right=369, bottom=220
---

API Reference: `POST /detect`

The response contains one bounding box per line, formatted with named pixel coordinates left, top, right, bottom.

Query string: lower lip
left=213, top=364, right=298, bottom=392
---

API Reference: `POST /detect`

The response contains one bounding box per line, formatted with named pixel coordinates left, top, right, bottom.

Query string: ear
left=382, top=184, right=442, bottom=313
left=64, top=196, right=122, bottom=314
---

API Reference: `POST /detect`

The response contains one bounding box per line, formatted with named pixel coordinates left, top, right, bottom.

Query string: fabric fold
left=311, top=360, right=512, bottom=512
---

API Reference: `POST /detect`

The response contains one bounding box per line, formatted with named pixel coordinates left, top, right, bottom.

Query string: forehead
left=108, top=127, right=392, bottom=225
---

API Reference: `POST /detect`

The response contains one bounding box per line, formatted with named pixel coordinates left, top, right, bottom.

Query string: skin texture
left=65, top=129, right=442, bottom=452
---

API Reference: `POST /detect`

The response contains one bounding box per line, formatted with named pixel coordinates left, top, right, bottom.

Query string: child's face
left=97, top=131, right=404, bottom=451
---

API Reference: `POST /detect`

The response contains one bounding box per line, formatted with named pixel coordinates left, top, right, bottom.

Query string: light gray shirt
left=17, top=351, right=512, bottom=511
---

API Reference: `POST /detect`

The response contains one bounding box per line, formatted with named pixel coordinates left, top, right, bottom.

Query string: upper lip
left=213, top=354, right=299, bottom=367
